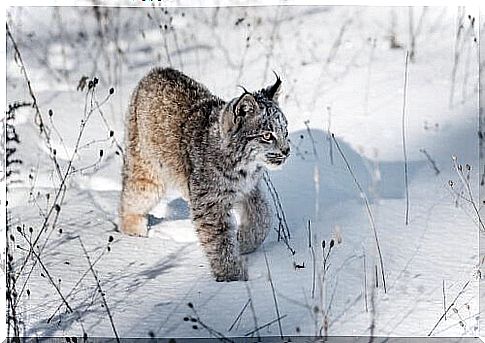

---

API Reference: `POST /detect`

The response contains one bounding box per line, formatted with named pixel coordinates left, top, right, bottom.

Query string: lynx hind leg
left=120, top=167, right=164, bottom=237
left=237, top=187, right=272, bottom=255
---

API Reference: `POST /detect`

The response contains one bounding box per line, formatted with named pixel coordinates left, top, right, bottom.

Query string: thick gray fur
left=120, top=67, right=290, bottom=281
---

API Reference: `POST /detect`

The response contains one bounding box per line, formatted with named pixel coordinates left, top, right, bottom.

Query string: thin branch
left=304, top=120, right=319, bottom=159
left=419, top=148, right=440, bottom=175
left=368, top=271, right=376, bottom=342
left=452, top=156, right=485, bottom=231
left=18, top=230, right=73, bottom=313
left=326, top=106, right=334, bottom=165
left=428, top=280, right=470, bottom=336
left=188, top=304, right=235, bottom=343
left=363, top=250, right=369, bottom=312
left=6, top=215, right=20, bottom=337
left=262, top=7, right=281, bottom=85
left=442, top=280, right=447, bottom=321
left=6, top=23, right=63, bottom=181
left=244, top=283, right=261, bottom=341
left=308, top=220, right=316, bottom=299
left=325, top=17, right=353, bottom=65
left=48, top=246, right=109, bottom=323
left=265, top=173, right=291, bottom=240
left=228, top=298, right=250, bottom=332
left=402, top=50, right=410, bottom=225
left=263, top=172, right=295, bottom=255
left=7, top=23, right=46, bottom=135
left=244, top=315, right=287, bottom=337
left=262, top=247, right=284, bottom=338
left=15, top=86, right=112, bottom=284
left=449, top=8, right=465, bottom=108
left=79, top=237, right=120, bottom=343
left=331, top=133, right=387, bottom=293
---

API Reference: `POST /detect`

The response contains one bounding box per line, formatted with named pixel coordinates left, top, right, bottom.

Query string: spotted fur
left=120, top=67, right=290, bottom=281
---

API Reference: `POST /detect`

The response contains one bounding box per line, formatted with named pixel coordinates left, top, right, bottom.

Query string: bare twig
left=187, top=303, right=234, bottom=343
left=263, top=172, right=295, bottom=255
left=79, top=237, right=120, bottom=343
left=409, top=7, right=428, bottom=62
left=152, top=7, right=173, bottom=67
left=389, top=9, right=403, bottom=49
left=321, top=239, right=334, bottom=294
left=331, top=133, right=387, bottom=293
left=428, top=280, right=471, bottom=336
left=262, top=247, right=284, bottom=338
left=304, top=120, right=318, bottom=159
left=326, top=106, right=334, bottom=165
left=308, top=220, right=316, bottom=299
left=315, top=15, right=352, bottom=89
left=451, top=157, right=485, bottom=231
left=7, top=23, right=45, bottom=133
left=408, top=8, right=415, bottom=63
left=262, top=8, right=281, bottom=85
left=236, top=21, right=252, bottom=84
left=289, top=134, right=307, bottom=160
left=368, top=271, right=376, bottom=343
left=364, top=38, right=376, bottom=116
left=14, top=84, right=113, bottom=286
left=402, top=50, right=410, bottom=225
left=6, top=23, right=63, bottom=181
left=420, top=148, right=440, bottom=175
left=442, top=280, right=447, bottom=321
left=170, top=24, right=184, bottom=71
left=48, top=246, right=109, bottom=323
left=93, top=93, right=124, bottom=157
left=18, top=230, right=73, bottom=313
left=6, top=215, right=20, bottom=337
left=449, top=8, right=465, bottom=108
left=228, top=298, right=250, bottom=332
left=317, top=238, right=336, bottom=337
left=375, top=265, right=379, bottom=288
left=363, top=250, right=369, bottom=312
left=244, top=315, right=288, bottom=337
left=244, top=283, right=261, bottom=341
left=325, top=17, right=353, bottom=65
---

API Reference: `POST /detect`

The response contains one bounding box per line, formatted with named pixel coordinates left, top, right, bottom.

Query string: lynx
left=120, top=68, right=290, bottom=281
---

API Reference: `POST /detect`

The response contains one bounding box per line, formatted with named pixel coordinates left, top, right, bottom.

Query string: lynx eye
left=261, top=132, right=274, bottom=142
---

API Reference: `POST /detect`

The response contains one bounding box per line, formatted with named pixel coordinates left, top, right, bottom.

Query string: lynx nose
left=282, top=145, right=290, bottom=157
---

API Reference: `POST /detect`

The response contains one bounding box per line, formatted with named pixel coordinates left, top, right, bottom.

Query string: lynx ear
left=233, top=93, right=258, bottom=117
left=264, top=72, right=282, bottom=102
left=221, top=93, right=258, bottom=134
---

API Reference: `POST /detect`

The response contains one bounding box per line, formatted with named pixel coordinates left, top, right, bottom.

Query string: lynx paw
left=120, top=214, right=148, bottom=237
left=237, top=228, right=264, bottom=255
left=239, top=244, right=257, bottom=255
left=213, top=259, right=248, bottom=282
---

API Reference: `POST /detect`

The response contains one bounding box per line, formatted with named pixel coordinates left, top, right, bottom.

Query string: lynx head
left=220, top=73, right=290, bottom=170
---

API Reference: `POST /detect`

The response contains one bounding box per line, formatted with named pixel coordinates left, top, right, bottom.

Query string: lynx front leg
left=237, top=186, right=272, bottom=255
left=192, top=203, right=247, bottom=282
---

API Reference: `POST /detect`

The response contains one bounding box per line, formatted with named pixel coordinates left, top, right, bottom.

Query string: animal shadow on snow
left=146, top=128, right=425, bottom=231
left=148, top=198, right=190, bottom=227
left=267, top=129, right=425, bottom=224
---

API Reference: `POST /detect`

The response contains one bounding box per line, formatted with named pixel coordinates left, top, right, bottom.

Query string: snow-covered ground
left=5, top=5, right=482, bottom=339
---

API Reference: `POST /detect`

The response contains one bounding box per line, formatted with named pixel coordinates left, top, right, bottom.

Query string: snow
left=4, top=4, right=481, bottom=339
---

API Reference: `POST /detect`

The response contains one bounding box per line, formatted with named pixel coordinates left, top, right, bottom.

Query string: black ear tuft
left=236, top=85, right=250, bottom=94
left=264, top=71, right=282, bottom=102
